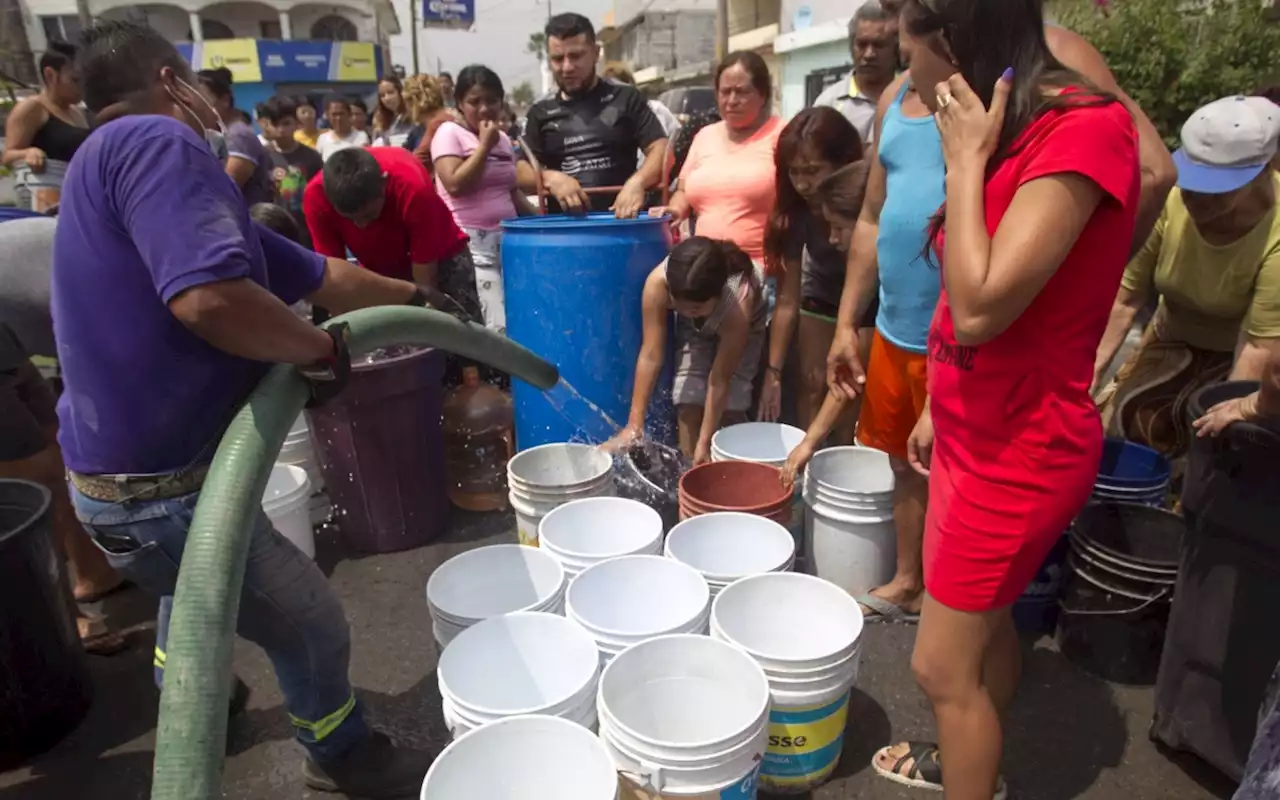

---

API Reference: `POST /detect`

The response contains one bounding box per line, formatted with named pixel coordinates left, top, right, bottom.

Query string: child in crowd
left=780, top=159, right=871, bottom=486
left=316, top=95, right=370, bottom=161
left=605, top=236, right=768, bottom=463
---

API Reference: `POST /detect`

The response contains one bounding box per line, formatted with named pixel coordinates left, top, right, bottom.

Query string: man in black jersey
left=523, top=12, right=668, bottom=217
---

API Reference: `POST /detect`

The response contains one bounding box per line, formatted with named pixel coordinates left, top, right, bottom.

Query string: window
left=310, top=15, right=357, bottom=41
left=804, top=65, right=850, bottom=107
left=39, top=15, right=82, bottom=44
left=200, top=19, right=235, bottom=40
left=260, top=19, right=283, bottom=39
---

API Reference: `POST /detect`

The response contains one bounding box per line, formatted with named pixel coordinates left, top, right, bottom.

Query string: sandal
left=82, top=630, right=129, bottom=657
left=872, top=741, right=1008, bottom=799
left=856, top=594, right=921, bottom=625
left=75, top=579, right=133, bottom=604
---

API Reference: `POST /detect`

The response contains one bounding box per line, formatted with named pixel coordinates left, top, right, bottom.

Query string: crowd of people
left=1, top=0, right=1279, bottom=797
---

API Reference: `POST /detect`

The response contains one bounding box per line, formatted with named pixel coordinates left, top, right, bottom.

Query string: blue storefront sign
left=176, top=40, right=383, bottom=84
left=422, top=0, right=475, bottom=27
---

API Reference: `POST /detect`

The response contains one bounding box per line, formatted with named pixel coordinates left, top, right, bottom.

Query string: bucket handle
left=1057, top=586, right=1170, bottom=617
left=619, top=759, right=669, bottom=795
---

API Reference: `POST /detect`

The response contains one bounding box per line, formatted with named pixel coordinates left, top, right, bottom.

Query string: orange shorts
left=856, top=330, right=929, bottom=460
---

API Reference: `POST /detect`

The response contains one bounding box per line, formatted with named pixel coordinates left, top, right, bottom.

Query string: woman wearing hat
left=1095, top=95, right=1280, bottom=461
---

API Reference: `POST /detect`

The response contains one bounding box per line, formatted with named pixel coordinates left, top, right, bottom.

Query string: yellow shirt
left=1122, top=174, right=1280, bottom=352
left=294, top=129, right=319, bottom=149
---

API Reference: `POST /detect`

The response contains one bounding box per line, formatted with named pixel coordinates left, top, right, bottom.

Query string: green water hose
left=149, top=307, right=559, bottom=800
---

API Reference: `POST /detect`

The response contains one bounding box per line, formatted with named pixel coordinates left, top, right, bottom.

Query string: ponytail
left=667, top=236, right=754, bottom=303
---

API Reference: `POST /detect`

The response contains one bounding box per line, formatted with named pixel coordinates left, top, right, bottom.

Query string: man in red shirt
left=304, top=146, right=479, bottom=316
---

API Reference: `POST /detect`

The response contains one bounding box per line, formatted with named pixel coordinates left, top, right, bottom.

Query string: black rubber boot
left=302, top=731, right=433, bottom=798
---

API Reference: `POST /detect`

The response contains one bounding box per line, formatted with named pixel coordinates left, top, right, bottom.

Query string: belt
left=70, top=465, right=210, bottom=503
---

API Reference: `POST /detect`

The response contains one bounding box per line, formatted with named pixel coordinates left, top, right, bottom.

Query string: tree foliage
left=511, top=81, right=535, bottom=107
left=526, top=32, right=547, bottom=62
left=1056, top=0, right=1280, bottom=147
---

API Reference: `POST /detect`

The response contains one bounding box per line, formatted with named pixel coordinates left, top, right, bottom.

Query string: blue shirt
left=875, top=82, right=946, bottom=353
left=53, top=115, right=326, bottom=474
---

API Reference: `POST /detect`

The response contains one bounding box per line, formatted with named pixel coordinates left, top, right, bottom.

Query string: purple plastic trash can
left=309, top=347, right=449, bottom=553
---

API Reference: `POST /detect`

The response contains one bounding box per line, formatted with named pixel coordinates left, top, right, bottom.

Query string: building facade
left=16, top=0, right=397, bottom=109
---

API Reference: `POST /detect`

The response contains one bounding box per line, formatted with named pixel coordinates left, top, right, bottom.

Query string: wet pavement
left=0, top=508, right=1240, bottom=800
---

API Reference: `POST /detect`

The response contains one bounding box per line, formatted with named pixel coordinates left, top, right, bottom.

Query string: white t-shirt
left=316, top=129, right=371, bottom=161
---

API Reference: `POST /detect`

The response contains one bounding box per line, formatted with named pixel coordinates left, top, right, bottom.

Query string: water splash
left=540, top=378, right=624, bottom=444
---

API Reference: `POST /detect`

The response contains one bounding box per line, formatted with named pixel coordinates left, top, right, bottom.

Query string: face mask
left=167, top=76, right=230, bottom=163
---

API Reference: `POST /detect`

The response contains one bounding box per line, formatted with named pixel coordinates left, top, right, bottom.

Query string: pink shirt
left=430, top=121, right=518, bottom=230
left=679, top=116, right=783, bottom=266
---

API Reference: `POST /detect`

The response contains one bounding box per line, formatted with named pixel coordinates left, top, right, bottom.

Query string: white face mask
left=168, top=76, right=230, bottom=163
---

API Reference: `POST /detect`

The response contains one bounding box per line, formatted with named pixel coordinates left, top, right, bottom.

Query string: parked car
left=657, top=86, right=716, bottom=124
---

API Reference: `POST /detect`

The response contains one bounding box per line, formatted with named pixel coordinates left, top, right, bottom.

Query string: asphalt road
left=0, top=509, right=1239, bottom=800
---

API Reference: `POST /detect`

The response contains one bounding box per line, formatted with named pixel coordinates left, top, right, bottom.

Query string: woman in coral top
left=659, top=50, right=783, bottom=271
left=872, top=0, right=1141, bottom=797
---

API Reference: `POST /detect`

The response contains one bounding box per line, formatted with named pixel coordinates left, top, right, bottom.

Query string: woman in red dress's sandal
left=870, top=0, right=1141, bottom=797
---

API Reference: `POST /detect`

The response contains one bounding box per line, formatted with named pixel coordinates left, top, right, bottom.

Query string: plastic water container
left=711, top=573, right=864, bottom=792
left=508, top=443, right=615, bottom=546
left=664, top=512, right=795, bottom=595
left=1093, top=438, right=1171, bottom=507
left=567, top=555, right=710, bottom=664
left=262, top=464, right=314, bottom=559
left=426, top=545, right=567, bottom=650
left=711, top=423, right=807, bottom=465
left=539, top=497, right=664, bottom=581
left=277, top=413, right=324, bottom=493
left=802, top=447, right=896, bottom=596
left=421, top=714, right=619, bottom=799
left=679, top=461, right=792, bottom=526
left=436, top=612, right=600, bottom=738
left=599, top=634, right=770, bottom=798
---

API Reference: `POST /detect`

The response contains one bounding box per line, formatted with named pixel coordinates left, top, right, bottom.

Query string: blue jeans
left=1236, top=663, right=1280, bottom=800
left=72, top=486, right=369, bottom=761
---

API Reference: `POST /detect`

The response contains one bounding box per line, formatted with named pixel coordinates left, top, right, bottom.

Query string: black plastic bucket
left=0, top=480, right=92, bottom=768
left=614, top=442, right=690, bottom=532
left=1056, top=502, right=1185, bottom=685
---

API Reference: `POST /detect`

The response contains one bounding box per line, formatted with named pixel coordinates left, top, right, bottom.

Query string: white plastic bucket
left=508, top=443, right=615, bottom=546
left=710, top=423, right=806, bottom=466
left=801, top=447, right=896, bottom=597
left=540, top=497, right=664, bottom=580
left=277, top=413, right=324, bottom=493
left=598, top=634, right=770, bottom=797
left=420, top=714, right=619, bottom=799
left=426, top=545, right=566, bottom=635
left=664, top=513, right=795, bottom=594
left=263, top=464, right=314, bottom=559
left=567, top=556, right=709, bottom=661
left=437, top=612, right=599, bottom=737
left=710, top=573, right=863, bottom=792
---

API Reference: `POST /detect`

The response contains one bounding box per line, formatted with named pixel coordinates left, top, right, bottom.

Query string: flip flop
left=871, top=741, right=1009, bottom=799
left=856, top=593, right=921, bottom=625
left=82, top=630, right=129, bottom=657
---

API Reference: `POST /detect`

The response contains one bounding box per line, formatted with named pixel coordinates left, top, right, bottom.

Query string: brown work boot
left=303, top=731, right=433, bottom=798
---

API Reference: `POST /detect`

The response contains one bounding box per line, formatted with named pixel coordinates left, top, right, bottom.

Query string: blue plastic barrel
left=501, top=213, right=673, bottom=450
left=0, top=207, right=43, bottom=223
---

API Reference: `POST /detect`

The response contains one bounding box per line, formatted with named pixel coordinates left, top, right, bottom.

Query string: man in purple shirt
left=56, top=21, right=434, bottom=797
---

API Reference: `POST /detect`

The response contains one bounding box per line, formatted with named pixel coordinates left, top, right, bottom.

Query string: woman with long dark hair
left=372, top=76, right=416, bottom=147
left=431, top=64, right=538, bottom=334
left=759, top=107, right=867, bottom=430
left=871, top=0, right=1141, bottom=796
left=2, top=41, right=89, bottom=212
left=605, top=237, right=768, bottom=463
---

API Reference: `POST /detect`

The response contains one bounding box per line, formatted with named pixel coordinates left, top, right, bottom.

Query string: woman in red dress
left=874, top=0, right=1141, bottom=797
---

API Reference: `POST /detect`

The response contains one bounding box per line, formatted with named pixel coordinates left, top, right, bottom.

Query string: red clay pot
left=678, top=461, right=792, bottom=517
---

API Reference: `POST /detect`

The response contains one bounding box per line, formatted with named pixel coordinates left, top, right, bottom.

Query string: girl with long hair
left=873, top=0, right=1141, bottom=796
left=759, top=107, right=867, bottom=431
left=780, top=158, right=872, bottom=484
left=605, top=237, right=768, bottom=463
left=372, top=76, right=416, bottom=147
left=431, top=64, right=538, bottom=335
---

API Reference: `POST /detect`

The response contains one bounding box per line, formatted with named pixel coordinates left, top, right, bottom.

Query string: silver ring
left=937, top=93, right=953, bottom=109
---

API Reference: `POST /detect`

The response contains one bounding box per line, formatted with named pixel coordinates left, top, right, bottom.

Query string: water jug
left=443, top=367, right=514, bottom=511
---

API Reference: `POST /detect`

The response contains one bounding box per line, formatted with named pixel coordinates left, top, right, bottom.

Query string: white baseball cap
left=1174, top=95, right=1280, bottom=194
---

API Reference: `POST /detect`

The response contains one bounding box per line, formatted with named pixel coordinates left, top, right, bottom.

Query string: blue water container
left=1094, top=438, right=1171, bottom=506
left=501, top=213, right=673, bottom=451
left=0, top=208, right=43, bottom=223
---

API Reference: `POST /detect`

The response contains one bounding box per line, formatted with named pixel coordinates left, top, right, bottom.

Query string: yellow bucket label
left=517, top=521, right=538, bottom=546
left=761, top=692, right=849, bottom=786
